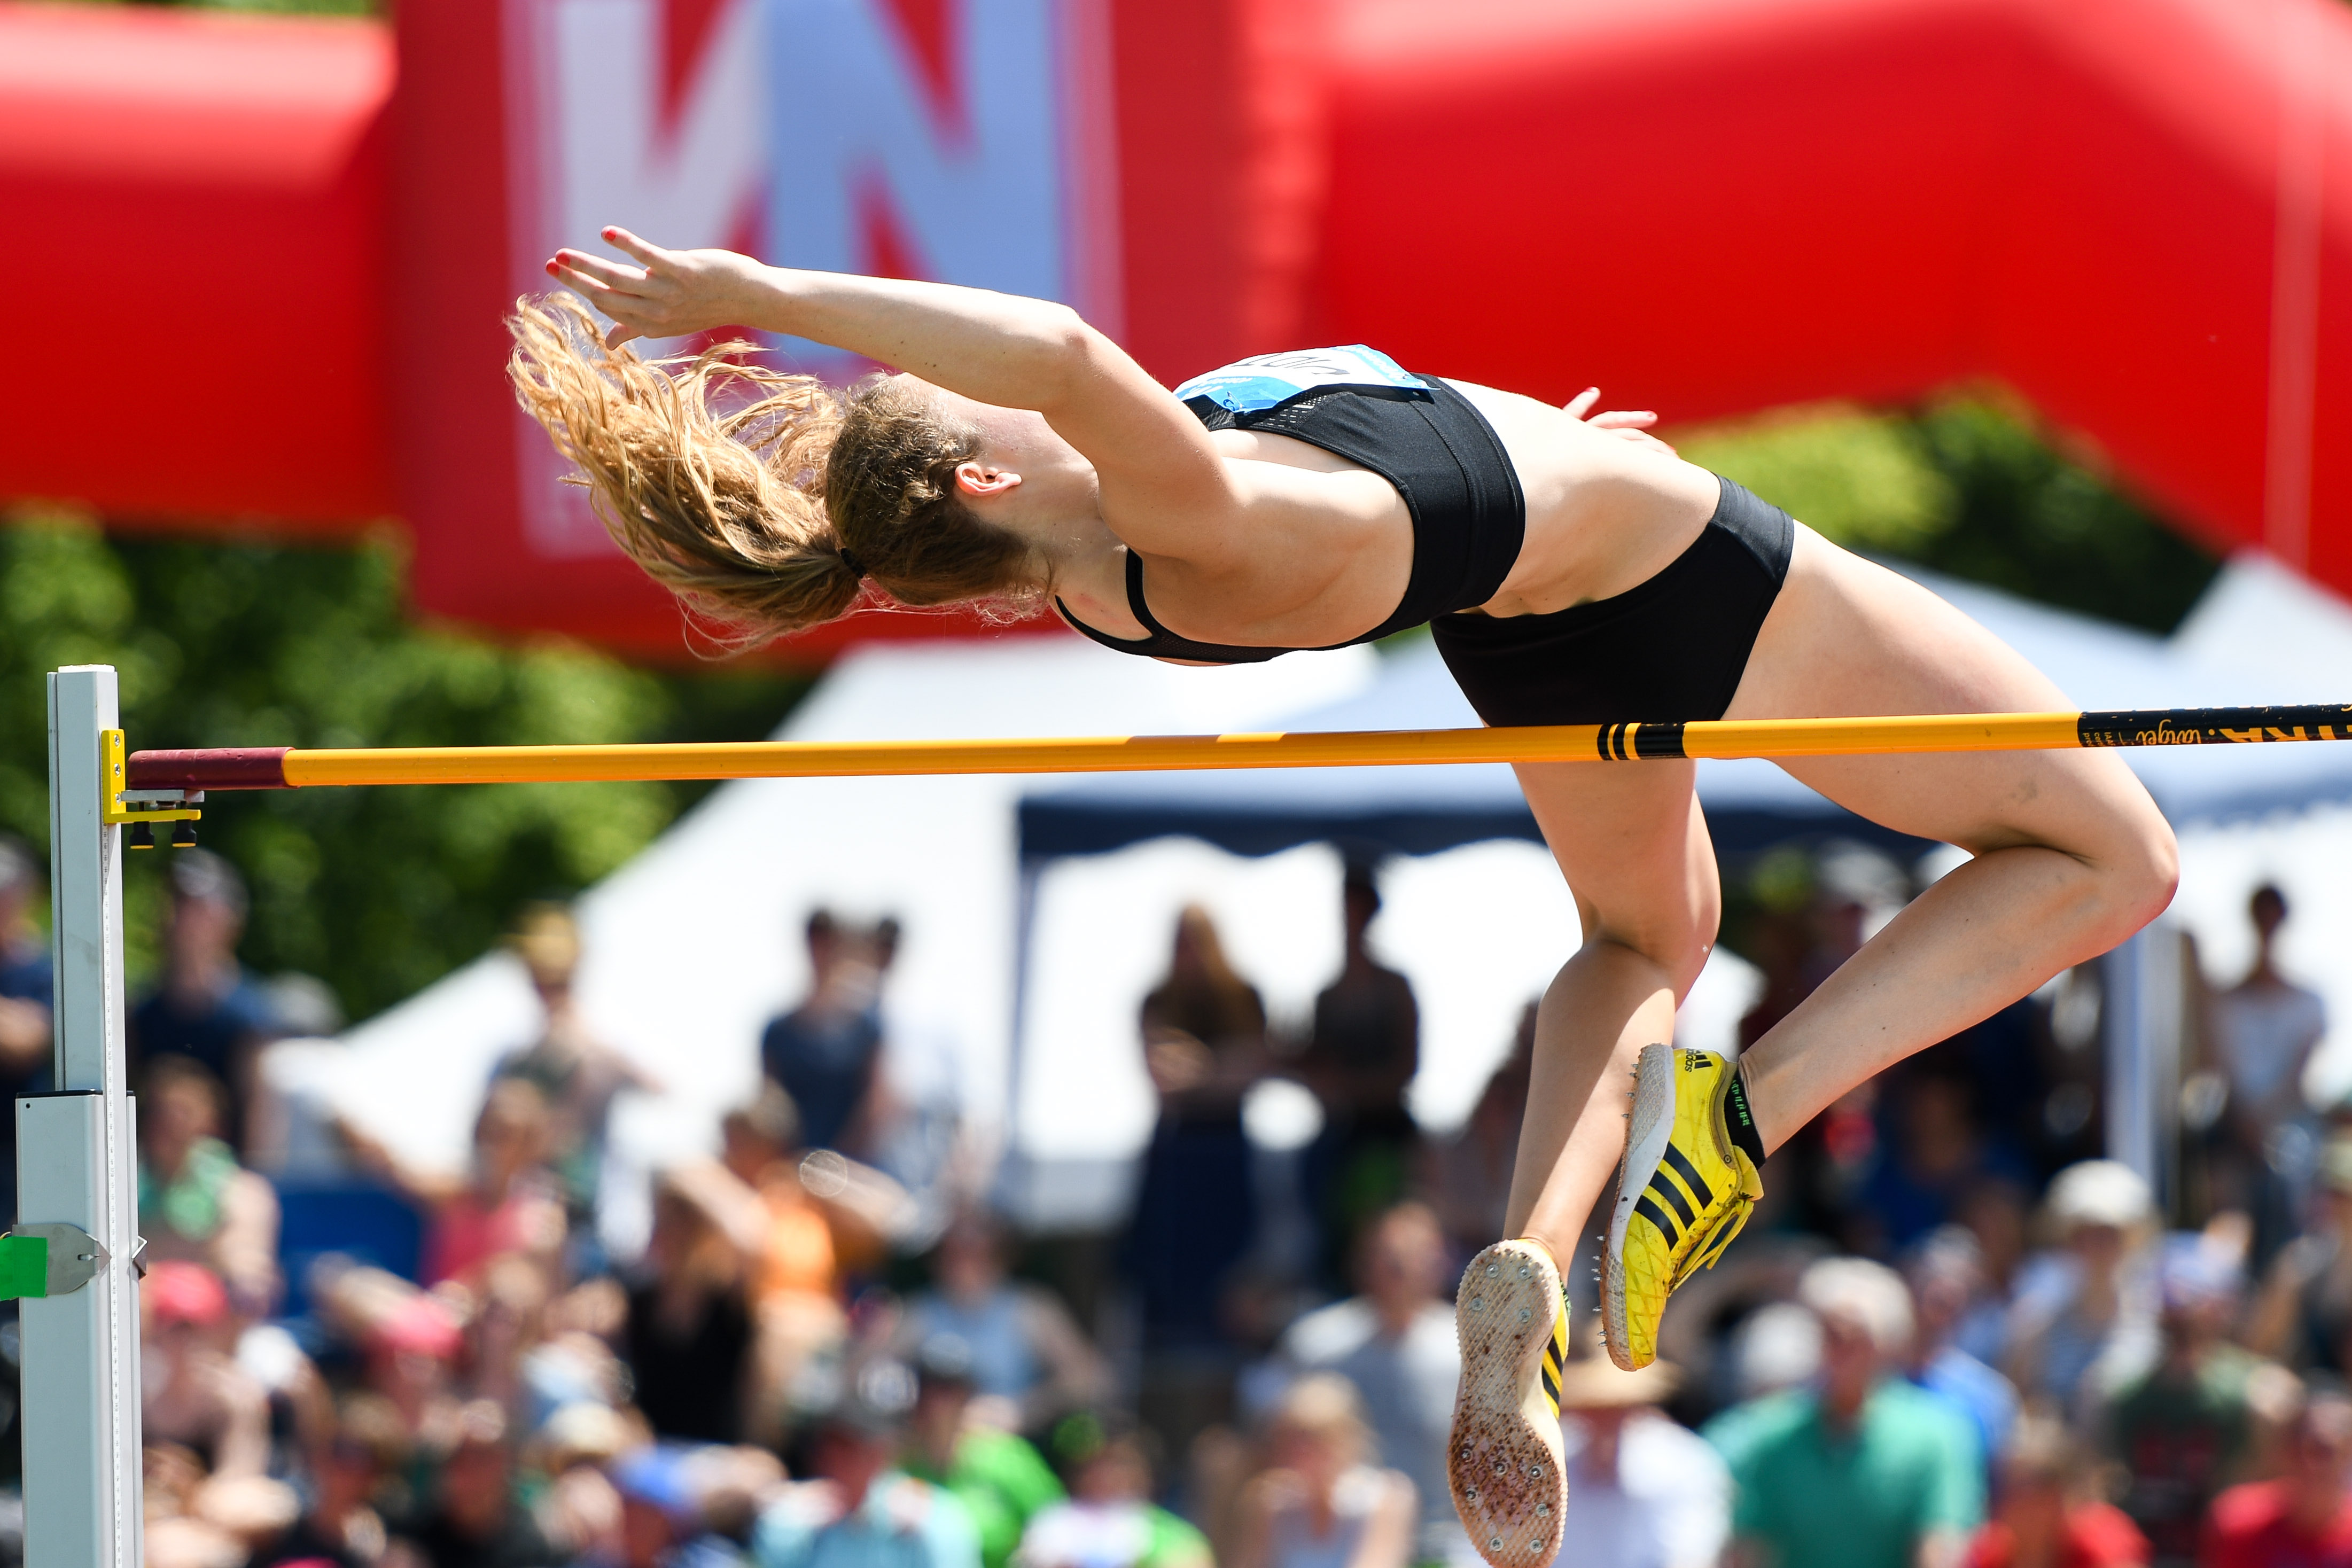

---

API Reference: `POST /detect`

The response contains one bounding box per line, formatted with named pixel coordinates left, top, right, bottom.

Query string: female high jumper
left=512, top=230, right=2176, bottom=1566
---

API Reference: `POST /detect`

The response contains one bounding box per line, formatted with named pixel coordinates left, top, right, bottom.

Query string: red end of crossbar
left=126, top=748, right=292, bottom=791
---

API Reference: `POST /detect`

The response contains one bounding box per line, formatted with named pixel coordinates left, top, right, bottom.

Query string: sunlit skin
left=547, top=230, right=2177, bottom=1273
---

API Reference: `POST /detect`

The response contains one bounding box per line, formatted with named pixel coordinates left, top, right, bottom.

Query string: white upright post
left=21, top=666, right=143, bottom=1567
left=2104, top=923, right=2184, bottom=1216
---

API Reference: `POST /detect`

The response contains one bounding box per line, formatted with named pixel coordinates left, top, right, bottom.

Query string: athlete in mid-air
left=511, top=229, right=2176, bottom=1566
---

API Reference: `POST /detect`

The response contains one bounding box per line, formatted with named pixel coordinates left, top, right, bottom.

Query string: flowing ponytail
left=506, top=293, right=1043, bottom=650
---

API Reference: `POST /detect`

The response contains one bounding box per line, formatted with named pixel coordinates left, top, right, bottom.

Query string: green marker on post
left=0, top=1233, right=45, bottom=1299
left=0, top=1224, right=107, bottom=1301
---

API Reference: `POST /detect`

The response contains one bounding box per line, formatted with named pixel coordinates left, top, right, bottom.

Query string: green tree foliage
left=0, top=511, right=804, bottom=1021
left=1677, top=394, right=2222, bottom=634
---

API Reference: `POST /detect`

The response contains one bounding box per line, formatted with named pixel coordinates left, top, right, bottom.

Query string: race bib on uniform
left=1173, top=345, right=1427, bottom=413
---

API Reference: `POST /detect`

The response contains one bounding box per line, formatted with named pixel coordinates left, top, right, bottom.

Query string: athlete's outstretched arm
left=549, top=228, right=1245, bottom=558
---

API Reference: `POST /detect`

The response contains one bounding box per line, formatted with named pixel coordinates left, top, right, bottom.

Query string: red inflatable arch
left=0, top=0, right=2343, bottom=654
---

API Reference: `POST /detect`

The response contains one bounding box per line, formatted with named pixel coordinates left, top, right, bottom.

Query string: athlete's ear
left=954, top=461, right=1022, bottom=500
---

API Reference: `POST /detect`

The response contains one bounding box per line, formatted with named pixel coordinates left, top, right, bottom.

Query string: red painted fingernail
left=545, top=261, right=559, bottom=275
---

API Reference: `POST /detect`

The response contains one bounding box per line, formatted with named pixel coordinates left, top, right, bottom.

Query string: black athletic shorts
left=1429, top=474, right=1795, bottom=728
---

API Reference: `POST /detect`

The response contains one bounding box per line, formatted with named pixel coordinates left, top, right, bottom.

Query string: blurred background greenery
left=0, top=514, right=807, bottom=1020
left=1675, top=393, right=2221, bottom=634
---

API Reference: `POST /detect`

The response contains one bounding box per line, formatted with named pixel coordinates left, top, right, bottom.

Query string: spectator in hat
left=1299, top=864, right=1421, bottom=1267
left=387, top=1399, right=560, bottom=1568
left=1555, top=1353, right=1728, bottom=1568
left=1015, top=1413, right=1211, bottom=1568
left=142, top=1260, right=272, bottom=1479
left=901, top=1340, right=1065, bottom=1568
left=752, top=1377, right=982, bottom=1568
left=1963, top=1415, right=2147, bottom=1568
left=491, top=901, right=658, bottom=1230
left=139, top=1053, right=281, bottom=1315
left=0, top=835, right=52, bottom=1223
left=2202, top=1383, right=2352, bottom=1568
left=1710, top=1256, right=1981, bottom=1568
left=612, top=1445, right=780, bottom=1568
left=130, top=848, right=282, bottom=1151
left=2105, top=1235, right=2284, bottom=1568
left=760, top=909, right=902, bottom=1158
left=1226, top=1373, right=1415, bottom=1568
left=308, top=1260, right=468, bottom=1442
left=2249, top=1137, right=2352, bottom=1376
left=2007, top=1160, right=2159, bottom=1421
left=1266, top=1202, right=1468, bottom=1566
left=898, top=1208, right=1109, bottom=1433
left=616, top=1447, right=719, bottom=1568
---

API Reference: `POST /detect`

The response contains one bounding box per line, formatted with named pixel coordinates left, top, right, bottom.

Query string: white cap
left=1798, top=1257, right=1914, bottom=1356
left=2046, top=1159, right=2154, bottom=1230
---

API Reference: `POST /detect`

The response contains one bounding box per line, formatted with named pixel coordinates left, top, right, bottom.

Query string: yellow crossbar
left=120, top=705, right=2352, bottom=792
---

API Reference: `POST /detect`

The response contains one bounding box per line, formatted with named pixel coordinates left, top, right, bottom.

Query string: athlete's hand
left=546, top=227, right=770, bottom=349
left=1564, top=387, right=1679, bottom=456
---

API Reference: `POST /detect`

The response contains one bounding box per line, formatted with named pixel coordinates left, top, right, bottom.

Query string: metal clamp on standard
left=0, top=1223, right=109, bottom=1300
left=97, top=729, right=201, bottom=850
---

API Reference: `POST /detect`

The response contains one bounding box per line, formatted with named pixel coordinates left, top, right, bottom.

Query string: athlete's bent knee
left=2126, top=817, right=2182, bottom=923
left=2094, top=814, right=2180, bottom=945
left=1577, top=930, right=1711, bottom=1002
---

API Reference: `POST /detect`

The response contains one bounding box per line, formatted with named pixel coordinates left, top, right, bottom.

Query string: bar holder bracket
left=0, top=1224, right=108, bottom=1300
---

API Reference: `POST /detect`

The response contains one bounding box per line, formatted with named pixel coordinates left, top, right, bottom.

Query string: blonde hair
left=1267, top=1372, right=1373, bottom=1463
left=507, top=293, right=1044, bottom=649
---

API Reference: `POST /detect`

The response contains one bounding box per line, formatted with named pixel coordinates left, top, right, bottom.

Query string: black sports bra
left=1055, top=348, right=1528, bottom=664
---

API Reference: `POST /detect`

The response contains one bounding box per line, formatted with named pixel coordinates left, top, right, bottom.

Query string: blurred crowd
left=0, top=832, right=2348, bottom=1568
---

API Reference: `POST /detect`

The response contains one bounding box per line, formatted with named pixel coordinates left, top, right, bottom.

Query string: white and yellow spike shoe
left=1603, top=1043, right=1765, bottom=1371
left=1447, top=1239, right=1568, bottom=1568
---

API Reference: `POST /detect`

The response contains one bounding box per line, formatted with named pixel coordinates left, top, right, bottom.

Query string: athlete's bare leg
left=1501, top=766, right=1717, bottom=1265
left=1725, top=530, right=2176, bottom=1144
left=1501, top=525, right=2176, bottom=1263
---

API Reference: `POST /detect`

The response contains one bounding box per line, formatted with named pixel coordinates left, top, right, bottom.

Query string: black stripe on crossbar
left=1596, top=723, right=1689, bottom=760
left=1661, top=1144, right=1715, bottom=1208
left=1633, top=723, right=1688, bottom=759
left=1633, top=1195, right=1681, bottom=1249
left=2077, top=705, right=2352, bottom=748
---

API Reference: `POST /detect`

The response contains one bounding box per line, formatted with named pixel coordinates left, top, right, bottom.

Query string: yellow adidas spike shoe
left=1603, top=1043, right=1764, bottom=1372
left=1447, top=1239, right=1568, bottom=1567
